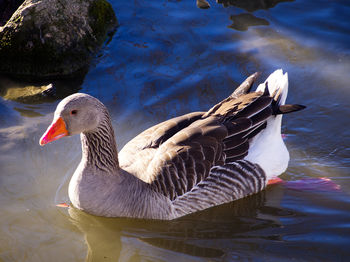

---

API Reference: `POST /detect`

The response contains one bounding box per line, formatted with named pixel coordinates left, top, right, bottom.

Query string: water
left=0, top=0, right=349, bottom=261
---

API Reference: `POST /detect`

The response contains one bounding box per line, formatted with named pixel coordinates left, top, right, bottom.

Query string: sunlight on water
left=0, top=0, right=349, bottom=261
left=239, top=27, right=350, bottom=95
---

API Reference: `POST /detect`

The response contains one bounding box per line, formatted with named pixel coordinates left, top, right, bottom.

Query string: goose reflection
left=67, top=185, right=287, bottom=261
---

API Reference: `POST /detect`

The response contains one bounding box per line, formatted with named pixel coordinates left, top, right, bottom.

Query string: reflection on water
left=13, top=107, right=44, bottom=118
left=196, top=0, right=210, bottom=9
left=0, top=73, right=86, bottom=127
left=0, top=0, right=350, bottom=261
left=1, top=84, right=53, bottom=103
left=228, top=13, right=269, bottom=31
left=217, top=0, right=294, bottom=11
left=67, top=184, right=350, bottom=261
left=0, top=76, right=54, bottom=104
left=67, top=188, right=282, bottom=261
left=0, top=73, right=86, bottom=103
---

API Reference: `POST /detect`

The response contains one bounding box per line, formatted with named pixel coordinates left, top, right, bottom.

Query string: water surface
left=0, top=0, right=349, bottom=261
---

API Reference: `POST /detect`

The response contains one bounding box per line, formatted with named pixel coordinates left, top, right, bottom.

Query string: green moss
left=0, top=13, right=87, bottom=77
left=0, top=22, right=87, bottom=77
left=88, top=0, right=118, bottom=46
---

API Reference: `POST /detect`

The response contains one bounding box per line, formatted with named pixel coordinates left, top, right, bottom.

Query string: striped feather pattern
left=173, top=160, right=266, bottom=217
left=81, top=110, right=119, bottom=173
left=148, top=117, right=226, bottom=200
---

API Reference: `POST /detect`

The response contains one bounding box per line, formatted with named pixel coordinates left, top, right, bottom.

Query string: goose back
left=119, top=84, right=275, bottom=204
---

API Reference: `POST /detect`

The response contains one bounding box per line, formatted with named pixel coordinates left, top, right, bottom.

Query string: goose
left=39, top=69, right=305, bottom=220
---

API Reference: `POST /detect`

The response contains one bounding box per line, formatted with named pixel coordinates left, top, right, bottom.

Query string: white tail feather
left=245, top=69, right=290, bottom=182
left=256, top=69, right=288, bottom=105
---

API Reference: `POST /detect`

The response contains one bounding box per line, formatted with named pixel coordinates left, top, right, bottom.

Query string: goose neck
left=81, top=112, right=119, bottom=173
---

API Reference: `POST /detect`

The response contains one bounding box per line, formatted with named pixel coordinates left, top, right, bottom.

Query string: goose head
left=39, top=93, right=105, bottom=145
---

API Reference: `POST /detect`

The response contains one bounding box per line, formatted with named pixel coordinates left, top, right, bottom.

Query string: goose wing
left=145, top=90, right=274, bottom=202
left=118, top=72, right=261, bottom=175
left=120, top=74, right=276, bottom=203
left=118, top=111, right=205, bottom=174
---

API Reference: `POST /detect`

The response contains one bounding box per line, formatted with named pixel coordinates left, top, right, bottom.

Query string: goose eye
left=70, top=110, right=78, bottom=115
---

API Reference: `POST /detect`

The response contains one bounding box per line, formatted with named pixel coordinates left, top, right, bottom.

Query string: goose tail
left=256, top=69, right=306, bottom=115
left=257, top=69, right=288, bottom=106
left=245, top=69, right=305, bottom=182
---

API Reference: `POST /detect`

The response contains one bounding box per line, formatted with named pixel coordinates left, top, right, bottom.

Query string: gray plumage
left=40, top=70, right=305, bottom=219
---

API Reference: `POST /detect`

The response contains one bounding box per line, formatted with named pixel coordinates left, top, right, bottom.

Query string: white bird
left=40, top=69, right=305, bottom=220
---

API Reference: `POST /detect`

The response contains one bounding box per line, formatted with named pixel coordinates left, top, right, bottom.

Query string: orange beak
left=39, top=117, right=69, bottom=146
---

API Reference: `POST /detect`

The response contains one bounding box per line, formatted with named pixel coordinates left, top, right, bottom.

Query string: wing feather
left=120, top=78, right=275, bottom=202
left=173, top=160, right=266, bottom=218
left=119, top=112, right=204, bottom=172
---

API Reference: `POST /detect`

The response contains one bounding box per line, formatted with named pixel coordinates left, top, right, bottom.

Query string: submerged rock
left=0, top=73, right=85, bottom=103
left=228, top=13, right=269, bottom=31
left=0, top=82, right=55, bottom=103
left=0, top=0, right=118, bottom=78
left=196, top=0, right=210, bottom=9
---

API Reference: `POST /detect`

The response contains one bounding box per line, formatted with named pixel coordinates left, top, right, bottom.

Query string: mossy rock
left=0, top=0, right=118, bottom=78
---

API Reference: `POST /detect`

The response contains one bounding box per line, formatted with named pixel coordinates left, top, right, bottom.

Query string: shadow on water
left=0, top=72, right=86, bottom=118
left=66, top=186, right=287, bottom=261
left=0, top=73, right=86, bottom=104
left=228, top=13, right=269, bottom=31
left=216, top=0, right=294, bottom=11
left=214, top=0, right=294, bottom=32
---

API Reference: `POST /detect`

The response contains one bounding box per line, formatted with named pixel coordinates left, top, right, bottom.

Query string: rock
left=0, top=0, right=118, bottom=78
left=196, top=0, right=210, bottom=9
left=228, top=13, right=269, bottom=31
